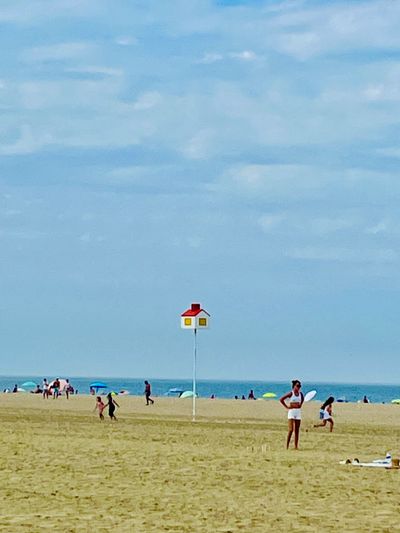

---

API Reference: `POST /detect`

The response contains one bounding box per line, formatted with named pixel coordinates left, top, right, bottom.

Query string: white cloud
left=199, top=50, right=257, bottom=64
left=286, top=247, right=397, bottom=264
left=133, top=91, right=162, bottom=110
left=198, top=52, right=223, bottom=64
left=229, top=50, right=257, bottom=61
left=0, top=208, right=22, bottom=217
left=79, top=232, right=106, bottom=243
left=0, top=0, right=102, bottom=25
left=65, top=66, right=123, bottom=77
left=107, top=166, right=153, bottom=185
left=187, top=236, right=203, bottom=248
left=366, top=221, right=387, bottom=235
left=275, top=32, right=320, bottom=61
left=182, top=130, right=214, bottom=160
left=22, top=42, right=95, bottom=62
left=258, top=213, right=286, bottom=232
left=0, top=229, right=45, bottom=240
left=220, top=164, right=326, bottom=200
left=115, top=36, right=138, bottom=46
left=310, top=217, right=357, bottom=235
left=377, top=147, right=400, bottom=158
left=0, top=124, right=53, bottom=155
left=269, top=1, right=400, bottom=60
left=258, top=212, right=359, bottom=236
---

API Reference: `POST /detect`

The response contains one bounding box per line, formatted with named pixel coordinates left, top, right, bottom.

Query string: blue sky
left=1, top=0, right=400, bottom=382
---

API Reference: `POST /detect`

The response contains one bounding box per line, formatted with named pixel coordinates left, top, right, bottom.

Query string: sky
left=1, top=0, right=400, bottom=383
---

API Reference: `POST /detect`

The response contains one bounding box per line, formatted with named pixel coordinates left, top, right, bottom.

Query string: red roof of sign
left=181, top=303, right=210, bottom=317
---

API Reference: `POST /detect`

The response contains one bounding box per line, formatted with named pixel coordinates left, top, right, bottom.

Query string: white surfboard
left=340, top=458, right=393, bottom=468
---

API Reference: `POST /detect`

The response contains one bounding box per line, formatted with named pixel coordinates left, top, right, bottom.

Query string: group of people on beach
left=42, top=378, right=75, bottom=399
left=93, top=380, right=154, bottom=421
left=94, top=393, right=120, bottom=420
left=232, top=390, right=256, bottom=400
left=280, top=380, right=334, bottom=450
left=4, top=378, right=76, bottom=397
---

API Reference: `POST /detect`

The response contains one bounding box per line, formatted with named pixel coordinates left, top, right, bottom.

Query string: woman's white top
left=289, top=391, right=302, bottom=404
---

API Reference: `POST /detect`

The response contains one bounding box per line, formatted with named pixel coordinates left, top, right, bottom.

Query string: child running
left=314, top=396, right=334, bottom=432
left=94, top=396, right=105, bottom=420
left=104, top=392, right=119, bottom=420
left=280, top=379, right=304, bottom=450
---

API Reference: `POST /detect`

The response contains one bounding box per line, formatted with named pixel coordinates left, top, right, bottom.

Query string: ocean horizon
left=1, top=375, right=400, bottom=404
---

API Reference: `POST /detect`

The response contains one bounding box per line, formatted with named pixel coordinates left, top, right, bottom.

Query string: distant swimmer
left=105, top=392, right=119, bottom=420
left=363, top=395, right=369, bottom=403
left=314, top=396, right=334, bottom=432
left=144, top=380, right=154, bottom=405
left=280, top=380, right=304, bottom=450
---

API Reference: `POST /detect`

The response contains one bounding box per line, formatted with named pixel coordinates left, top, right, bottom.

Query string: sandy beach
left=0, top=394, right=399, bottom=532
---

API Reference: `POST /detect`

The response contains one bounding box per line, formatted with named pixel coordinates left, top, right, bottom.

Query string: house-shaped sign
left=181, top=303, right=210, bottom=330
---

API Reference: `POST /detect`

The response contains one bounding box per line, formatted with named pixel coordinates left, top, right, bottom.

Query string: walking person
left=42, top=379, right=49, bottom=399
left=280, top=380, right=304, bottom=450
left=63, top=379, right=71, bottom=399
left=94, top=396, right=105, bottom=420
left=314, top=396, right=334, bottom=432
left=144, top=380, right=154, bottom=405
left=105, top=392, right=119, bottom=420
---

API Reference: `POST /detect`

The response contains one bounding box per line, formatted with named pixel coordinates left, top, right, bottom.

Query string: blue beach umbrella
left=21, top=381, right=37, bottom=389
left=90, top=382, right=108, bottom=393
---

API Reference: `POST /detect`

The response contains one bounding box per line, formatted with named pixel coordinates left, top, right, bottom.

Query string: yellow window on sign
left=184, top=318, right=192, bottom=326
left=198, top=318, right=207, bottom=326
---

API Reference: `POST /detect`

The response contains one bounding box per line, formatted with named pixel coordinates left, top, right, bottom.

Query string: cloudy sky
left=1, top=0, right=399, bottom=382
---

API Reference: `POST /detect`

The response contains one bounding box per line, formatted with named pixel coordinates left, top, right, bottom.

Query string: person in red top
left=144, top=380, right=154, bottom=405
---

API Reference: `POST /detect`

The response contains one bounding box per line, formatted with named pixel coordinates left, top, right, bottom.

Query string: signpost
left=180, top=303, right=210, bottom=421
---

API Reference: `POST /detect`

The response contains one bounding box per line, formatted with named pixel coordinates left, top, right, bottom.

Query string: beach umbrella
left=262, top=392, right=277, bottom=398
left=90, top=382, right=108, bottom=393
left=164, top=388, right=184, bottom=396
left=180, top=390, right=196, bottom=399
left=21, top=381, right=37, bottom=389
left=90, top=381, right=107, bottom=389
left=391, top=399, right=400, bottom=404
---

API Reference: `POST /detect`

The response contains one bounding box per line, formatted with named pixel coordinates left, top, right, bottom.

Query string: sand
left=0, top=394, right=399, bottom=532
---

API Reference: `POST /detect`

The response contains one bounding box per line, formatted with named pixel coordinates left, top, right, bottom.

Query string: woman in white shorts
left=280, top=380, right=304, bottom=449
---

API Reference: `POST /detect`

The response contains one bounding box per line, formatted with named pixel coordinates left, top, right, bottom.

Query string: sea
left=1, top=376, right=400, bottom=403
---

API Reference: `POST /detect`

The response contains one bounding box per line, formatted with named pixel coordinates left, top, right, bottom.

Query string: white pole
left=192, top=328, right=197, bottom=421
